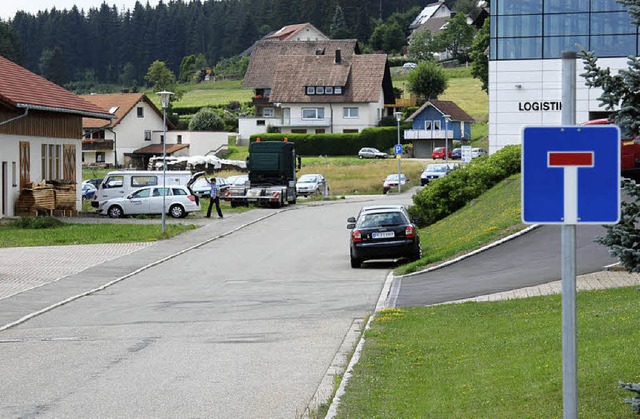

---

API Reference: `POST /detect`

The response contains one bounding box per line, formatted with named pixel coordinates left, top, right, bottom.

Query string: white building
left=489, top=0, right=630, bottom=153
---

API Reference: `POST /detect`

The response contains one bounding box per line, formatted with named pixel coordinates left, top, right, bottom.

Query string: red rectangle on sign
left=548, top=152, right=594, bottom=167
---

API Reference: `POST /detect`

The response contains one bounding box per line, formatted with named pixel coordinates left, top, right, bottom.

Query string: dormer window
left=334, top=86, right=343, bottom=95
left=306, top=86, right=316, bottom=95
left=325, top=86, right=334, bottom=94
left=316, top=86, right=325, bottom=94
left=305, top=86, right=344, bottom=96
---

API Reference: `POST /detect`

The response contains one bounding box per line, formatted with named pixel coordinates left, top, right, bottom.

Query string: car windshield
left=298, top=175, right=317, bottom=183
left=232, top=176, right=248, bottom=185
left=193, top=178, right=209, bottom=187
left=386, top=174, right=405, bottom=181
left=427, top=165, right=447, bottom=172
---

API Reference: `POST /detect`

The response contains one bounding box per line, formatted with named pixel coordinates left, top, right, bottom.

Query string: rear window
left=173, top=188, right=187, bottom=195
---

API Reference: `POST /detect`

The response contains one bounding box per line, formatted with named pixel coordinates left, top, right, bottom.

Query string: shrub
left=12, top=216, right=65, bottom=229
left=188, top=107, right=225, bottom=131
left=409, top=145, right=521, bottom=227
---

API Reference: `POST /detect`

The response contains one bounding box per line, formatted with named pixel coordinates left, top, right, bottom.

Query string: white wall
left=488, top=57, right=623, bottom=154
left=166, top=131, right=230, bottom=156
left=1, top=135, right=83, bottom=218
left=238, top=117, right=279, bottom=145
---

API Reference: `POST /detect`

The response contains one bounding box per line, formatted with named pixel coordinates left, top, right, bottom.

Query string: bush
left=12, top=216, right=65, bottom=229
left=409, top=145, right=521, bottom=227
left=188, top=107, right=225, bottom=131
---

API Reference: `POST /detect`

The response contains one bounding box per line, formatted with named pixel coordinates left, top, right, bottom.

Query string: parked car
left=358, top=147, right=388, bottom=159
left=81, top=182, right=97, bottom=200
left=451, top=148, right=462, bottom=160
left=296, top=173, right=329, bottom=197
left=84, top=178, right=103, bottom=188
left=190, top=176, right=229, bottom=198
left=346, top=207, right=422, bottom=268
left=97, top=185, right=199, bottom=219
left=471, top=148, right=488, bottom=158
left=420, top=163, right=452, bottom=186
left=382, top=174, right=407, bottom=194
left=223, top=174, right=250, bottom=206
left=432, top=147, right=452, bottom=160
left=402, top=62, right=417, bottom=70
left=349, top=204, right=410, bottom=222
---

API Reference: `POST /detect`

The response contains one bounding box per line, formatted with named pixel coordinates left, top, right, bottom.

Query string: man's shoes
left=219, top=215, right=223, bottom=219
left=206, top=215, right=210, bottom=218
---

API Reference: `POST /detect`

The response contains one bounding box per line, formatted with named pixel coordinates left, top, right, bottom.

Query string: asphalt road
left=0, top=195, right=411, bottom=418
left=392, top=224, right=617, bottom=307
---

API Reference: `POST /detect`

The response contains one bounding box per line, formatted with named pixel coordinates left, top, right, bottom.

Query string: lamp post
left=394, top=111, right=403, bottom=193
left=157, top=90, right=174, bottom=234
left=443, top=114, right=451, bottom=163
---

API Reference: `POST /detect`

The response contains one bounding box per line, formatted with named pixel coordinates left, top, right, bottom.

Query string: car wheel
left=350, top=257, right=362, bottom=268
left=169, top=204, right=185, bottom=218
left=358, top=155, right=363, bottom=159
left=107, top=205, right=123, bottom=218
left=412, top=241, right=423, bottom=261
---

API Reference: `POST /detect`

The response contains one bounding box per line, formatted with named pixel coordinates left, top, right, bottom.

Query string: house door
left=1, top=162, right=6, bottom=216
left=19, top=141, right=30, bottom=188
left=283, top=108, right=290, bottom=126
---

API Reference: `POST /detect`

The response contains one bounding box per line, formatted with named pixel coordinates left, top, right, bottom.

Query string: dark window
left=592, top=0, right=625, bottom=12
left=591, top=12, right=636, bottom=35
left=343, top=129, right=358, bottom=133
left=496, top=0, right=541, bottom=15
left=257, top=120, right=266, bottom=126
left=144, top=130, right=151, bottom=141
left=497, top=37, right=542, bottom=59
left=137, top=107, right=144, bottom=118
left=177, top=135, right=182, bottom=144
left=591, top=34, right=637, bottom=57
left=315, top=129, right=325, bottom=134
left=96, top=152, right=105, bottom=162
left=291, top=129, right=307, bottom=134
left=173, top=188, right=187, bottom=195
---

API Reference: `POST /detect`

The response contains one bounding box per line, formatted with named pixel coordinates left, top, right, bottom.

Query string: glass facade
left=492, top=0, right=640, bottom=60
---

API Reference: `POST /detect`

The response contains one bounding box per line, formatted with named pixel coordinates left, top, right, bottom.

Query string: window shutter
left=63, top=144, right=76, bottom=182
left=19, top=141, right=30, bottom=188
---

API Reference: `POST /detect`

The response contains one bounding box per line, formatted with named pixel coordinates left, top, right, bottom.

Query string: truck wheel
left=230, top=201, right=238, bottom=208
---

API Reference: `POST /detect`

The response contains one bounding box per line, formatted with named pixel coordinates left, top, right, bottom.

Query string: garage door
left=413, top=141, right=432, bottom=158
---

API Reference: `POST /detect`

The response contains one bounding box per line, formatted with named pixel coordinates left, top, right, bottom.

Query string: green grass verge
left=0, top=219, right=197, bottom=247
left=335, top=286, right=640, bottom=417
left=397, top=174, right=524, bottom=275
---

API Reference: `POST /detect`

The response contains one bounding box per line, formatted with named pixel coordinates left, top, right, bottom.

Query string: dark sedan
left=347, top=208, right=422, bottom=268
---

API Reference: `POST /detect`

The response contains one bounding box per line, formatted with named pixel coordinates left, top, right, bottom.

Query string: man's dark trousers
left=207, top=196, right=223, bottom=218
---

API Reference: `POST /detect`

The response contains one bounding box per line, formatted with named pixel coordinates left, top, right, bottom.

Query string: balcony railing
left=403, top=129, right=453, bottom=140
left=252, top=96, right=271, bottom=105
left=82, top=140, right=114, bottom=151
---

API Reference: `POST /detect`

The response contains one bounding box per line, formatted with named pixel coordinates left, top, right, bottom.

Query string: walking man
left=206, top=177, right=223, bottom=219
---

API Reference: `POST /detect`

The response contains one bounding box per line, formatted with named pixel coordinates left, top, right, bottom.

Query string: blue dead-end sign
left=522, top=126, right=620, bottom=224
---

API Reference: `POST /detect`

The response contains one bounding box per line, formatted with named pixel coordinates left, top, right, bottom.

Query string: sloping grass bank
left=335, top=287, right=640, bottom=417
left=398, top=174, right=524, bottom=275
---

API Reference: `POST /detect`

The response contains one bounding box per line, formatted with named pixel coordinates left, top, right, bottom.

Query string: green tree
left=470, top=19, right=489, bottom=92
left=330, top=4, right=350, bottom=39
left=382, top=22, right=406, bottom=54
left=119, top=62, right=137, bottom=86
left=38, top=46, right=68, bottom=85
left=188, top=107, right=225, bottom=131
left=145, top=60, right=176, bottom=91
left=453, top=0, right=480, bottom=15
left=581, top=0, right=640, bottom=274
left=436, top=13, right=476, bottom=62
left=408, top=29, right=438, bottom=61
left=179, top=55, right=196, bottom=82
left=0, top=21, right=21, bottom=63
left=407, top=61, right=448, bottom=101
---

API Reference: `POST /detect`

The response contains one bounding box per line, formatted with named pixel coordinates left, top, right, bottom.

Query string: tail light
left=188, top=195, right=196, bottom=202
left=225, top=190, right=230, bottom=197
left=352, top=229, right=362, bottom=243
left=405, top=225, right=415, bottom=238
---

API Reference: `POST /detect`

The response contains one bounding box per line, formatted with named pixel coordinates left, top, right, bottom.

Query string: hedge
left=249, top=127, right=409, bottom=156
left=409, top=145, right=522, bottom=227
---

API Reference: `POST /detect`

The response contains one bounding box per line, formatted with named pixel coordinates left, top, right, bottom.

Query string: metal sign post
left=522, top=51, right=620, bottom=419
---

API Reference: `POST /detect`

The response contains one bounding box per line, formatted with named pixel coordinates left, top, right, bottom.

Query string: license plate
left=372, top=231, right=394, bottom=239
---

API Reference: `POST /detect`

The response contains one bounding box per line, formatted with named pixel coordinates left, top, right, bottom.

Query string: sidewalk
left=437, top=268, right=640, bottom=306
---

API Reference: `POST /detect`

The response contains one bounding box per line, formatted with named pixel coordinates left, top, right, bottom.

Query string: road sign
left=522, top=126, right=620, bottom=224
left=394, top=144, right=403, bottom=155
left=461, top=145, right=472, bottom=162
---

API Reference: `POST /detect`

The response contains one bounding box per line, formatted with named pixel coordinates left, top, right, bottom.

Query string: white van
left=91, top=170, right=195, bottom=208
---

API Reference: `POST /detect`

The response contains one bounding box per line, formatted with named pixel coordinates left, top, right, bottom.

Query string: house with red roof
left=81, top=93, right=168, bottom=167
left=0, top=55, right=112, bottom=218
left=81, top=93, right=230, bottom=169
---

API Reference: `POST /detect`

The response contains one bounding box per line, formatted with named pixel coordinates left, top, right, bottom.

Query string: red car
left=431, top=147, right=452, bottom=160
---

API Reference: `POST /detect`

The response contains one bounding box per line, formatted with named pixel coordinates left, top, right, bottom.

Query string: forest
left=0, top=0, right=471, bottom=90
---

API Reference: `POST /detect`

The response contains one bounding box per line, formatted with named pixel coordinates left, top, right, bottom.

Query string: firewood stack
left=50, top=180, right=76, bottom=210
left=16, top=180, right=55, bottom=214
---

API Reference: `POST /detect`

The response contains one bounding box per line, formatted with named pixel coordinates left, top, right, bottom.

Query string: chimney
left=335, top=49, right=342, bottom=64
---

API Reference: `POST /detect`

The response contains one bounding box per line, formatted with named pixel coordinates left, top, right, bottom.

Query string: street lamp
left=157, top=90, right=174, bottom=234
left=394, top=111, right=403, bottom=193
left=443, top=114, right=451, bottom=163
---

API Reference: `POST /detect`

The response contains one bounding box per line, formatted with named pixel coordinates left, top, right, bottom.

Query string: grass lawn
left=397, top=174, right=524, bottom=275
left=0, top=218, right=196, bottom=247
left=334, top=287, right=640, bottom=417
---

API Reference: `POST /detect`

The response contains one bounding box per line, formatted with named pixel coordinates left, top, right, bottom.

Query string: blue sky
left=1, top=1, right=163, bottom=20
